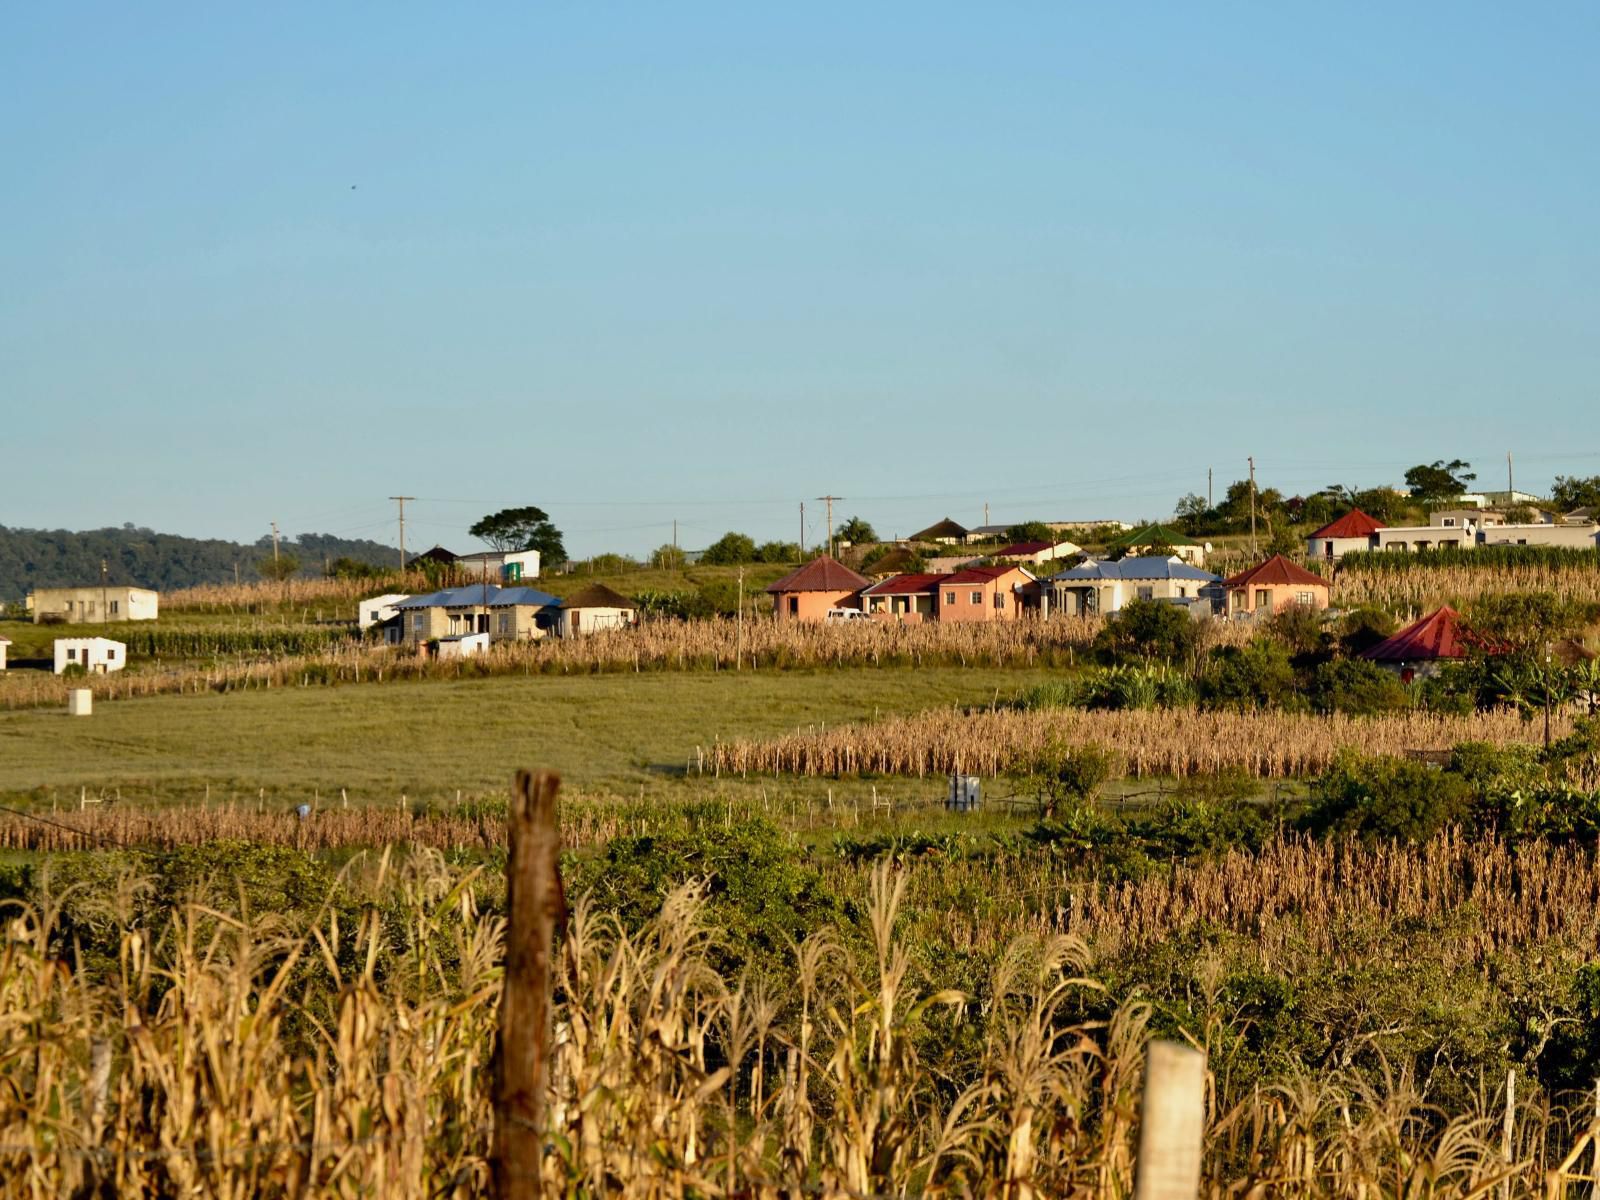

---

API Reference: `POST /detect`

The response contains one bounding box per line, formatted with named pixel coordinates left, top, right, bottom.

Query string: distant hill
left=0, top=525, right=401, bottom=598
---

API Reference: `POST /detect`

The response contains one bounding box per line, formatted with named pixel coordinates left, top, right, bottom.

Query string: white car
left=825, top=608, right=868, bottom=622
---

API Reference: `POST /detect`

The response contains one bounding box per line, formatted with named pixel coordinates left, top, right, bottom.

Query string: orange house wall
left=933, top=570, right=1029, bottom=623
left=1229, top=581, right=1330, bottom=615
left=772, top=590, right=860, bottom=622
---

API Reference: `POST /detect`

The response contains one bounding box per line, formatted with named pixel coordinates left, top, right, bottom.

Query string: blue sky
left=4, top=3, right=1598, bottom=557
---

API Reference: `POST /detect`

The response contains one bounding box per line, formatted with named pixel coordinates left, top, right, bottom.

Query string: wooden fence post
left=1134, top=1040, right=1207, bottom=1200
left=492, top=770, right=566, bottom=1200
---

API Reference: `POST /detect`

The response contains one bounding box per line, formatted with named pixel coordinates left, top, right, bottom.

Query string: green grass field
left=0, top=665, right=1052, bottom=806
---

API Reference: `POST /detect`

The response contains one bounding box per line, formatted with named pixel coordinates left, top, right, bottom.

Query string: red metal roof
left=1222, top=554, right=1329, bottom=590
left=996, top=541, right=1056, bottom=556
left=1308, top=509, right=1386, bottom=539
left=861, top=573, right=943, bottom=596
left=765, top=555, right=872, bottom=594
left=1361, top=606, right=1469, bottom=662
left=944, top=565, right=1032, bottom=585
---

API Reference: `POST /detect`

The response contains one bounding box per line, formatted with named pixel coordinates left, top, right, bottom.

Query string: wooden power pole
left=389, top=496, right=415, bottom=570
left=492, top=770, right=566, bottom=1200
left=817, top=495, right=842, bottom=557
left=1247, top=457, right=1258, bottom=557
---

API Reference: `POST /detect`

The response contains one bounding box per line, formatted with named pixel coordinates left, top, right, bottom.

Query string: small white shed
left=54, top=637, right=126, bottom=675
left=436, top=632, right=489, bottom=660
left=0, top=636, right=10, bottom=671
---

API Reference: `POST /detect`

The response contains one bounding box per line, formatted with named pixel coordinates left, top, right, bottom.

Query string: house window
left=970, top=591, right=982, bottom=605
left=788, top=596, right=798, bottom=616
left=106, top=648, right=116, bottom=660
left=1177, top=586, right=1187, bottom=598
left=498, top=613, right=512, bottom=634
left=1255, top=589, right=1270, bottom=609
left=1443, top=517, right=1456, bottom=527
left=412, top=614, right=424, bottom=631
left=1296, top=591, right=1316, bottom=607
left=67, top=648, right=77, bottom=660
left=110, top=600, right=119, bottom=614
left=993, top=592, right=1004, bottom=609
left=1137, top=586, right=1154, bottom=601
left=945, top=591, right=956, bottom=606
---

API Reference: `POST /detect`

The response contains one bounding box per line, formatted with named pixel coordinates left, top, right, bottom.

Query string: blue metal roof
left=1049, top=556, right=1219, bottom=584
left=490, top=587, right=561, bottom=607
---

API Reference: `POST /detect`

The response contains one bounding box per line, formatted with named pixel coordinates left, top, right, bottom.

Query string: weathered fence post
left=492, top=770, right=566, bottom=1200
left=1134, top=1040, right=1207, bottom=1200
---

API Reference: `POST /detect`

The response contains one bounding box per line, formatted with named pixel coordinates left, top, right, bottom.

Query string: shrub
left=1301, top=751, right=1473, bottom=842
left=1092, top=598, right=1197, bottom=663
left=1007, top=741, right=1121, bottom=819
left=1201, top=640, right=1299, bottom=711
left=1309, top=658, right=1411, bottom=715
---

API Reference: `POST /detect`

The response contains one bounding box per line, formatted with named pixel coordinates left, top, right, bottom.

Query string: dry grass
left=702, top=705, right=1563, bottom=779
left=1334, top=560, right=1600, bottom=612
left=0, top=853, right=1593, bottom=1197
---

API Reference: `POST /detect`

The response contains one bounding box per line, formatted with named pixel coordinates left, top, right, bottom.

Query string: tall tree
left=700, top=532, right=758, bottom=565
left=1551, top=475, right=1600, bottom=513
left=1403, top=460, right=1476, bottom=501
left=835, top=516, right=876, bottom=545
left=256, top=554, right=300, bottom=582
left=1005, top=520, right=1056, bottom=544
left=468, top=506, right=567, bottom=566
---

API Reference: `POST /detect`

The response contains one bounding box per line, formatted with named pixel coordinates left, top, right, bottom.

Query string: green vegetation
left=468, top=503, right=567, bottom=565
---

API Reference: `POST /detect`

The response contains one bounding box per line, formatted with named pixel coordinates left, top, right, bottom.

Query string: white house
left=558, top=584, right=638, bottom=638
left=29, top=586, right=158, bottom=624
left=992, top=539, right=1082, bottom=566
left=0, top=636, right=9, bottom=671
left=53, top=637, right=126, bottom=675
left=1047, top=556, right=1221, bottom=617
left=358, top=593, right=410, bottom=632
left=1481, top=522, right=1600, bottom=549
left=1305, top=509, right=1386, bottom=562
left=435, top=632, right=489, bottom=660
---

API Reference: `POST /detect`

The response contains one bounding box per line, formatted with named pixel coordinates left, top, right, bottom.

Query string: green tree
left=256, top=554, right=300, bottom=582
left=700, top=532, right=758, bottom=565
left=1092, top=598, right=1197, bottom=663
left=1551, top=475, right=1600, bottom=513
left=650, top=544, right=687, bottom=570
left=835, top=516, right=876, bottom=545
left=1308, top=659, right=1411, bottom=715
left=1007, top=741, right=1121, bottom=820
left=1403, top=459, right=1476, bottom=501
left=1201, top=640, right=1300, bottom=710
left=1004, top=520, right=1055, bottom=544
left=755, top=541, right=801, bottom=564
left=468, top=506, right=567, bottom=566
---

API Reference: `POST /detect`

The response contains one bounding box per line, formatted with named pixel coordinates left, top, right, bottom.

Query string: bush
left=1092, top=599, right=1197, bottom=663
left=700, top=532, right=758, bottom=565
left=1339, top=607, right=1397, bottom=657
left=1265, top=605, right=1328, bottom=659
left=1007, top=741, right=1122, bottom=819
left=1201, top=640, right=1299, bottom=711
left=1308, top=659, right=1411, bottom=715
left=1301, top=751, right=1473, bottom=842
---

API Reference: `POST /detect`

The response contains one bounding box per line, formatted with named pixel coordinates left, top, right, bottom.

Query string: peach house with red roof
left=1359, top=605, right=1476, bottom=682
left=765, top=556, right=872, bottom=622
left=1221, top=554, right=1330, bottom=617
left=1306, top=509, right=1385, bottom=562
left=860, top=573, right=942, bottom=622
left=933, top=565, right=1035, bottom=623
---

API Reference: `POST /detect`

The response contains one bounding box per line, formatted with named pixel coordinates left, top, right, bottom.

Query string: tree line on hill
left=0, top=525, right=401, bottom=600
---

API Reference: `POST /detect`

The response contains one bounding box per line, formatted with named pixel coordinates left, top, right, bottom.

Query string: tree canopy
left=1552, top=475, right=1600, bottom=513
left=700, top=532, right=758, bottom=565
left=1403, top=459, right=1475, bottom=501
left=835, top=517, right=876, bottom=545
left=468, top=506, right=567, bottom=566
left=1004, top=520, right=1056, bottom=544
left=256, top=554, right=300, bottom=582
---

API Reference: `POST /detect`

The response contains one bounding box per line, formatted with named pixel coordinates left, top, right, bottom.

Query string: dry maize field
left=1333, top=560, right=1600, bottom=612
left=0, top=616, right=1255, bottom=711
left=702, top=704, right=1564, bottom=779
left=4, top=851, right=1600, bottom=1200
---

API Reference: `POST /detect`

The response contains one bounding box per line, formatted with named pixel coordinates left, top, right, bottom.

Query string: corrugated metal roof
left=491, top=587, right=561, bottom=607
left=1360, top=606, right=1468, bottom=662
left=765, top=556, right=872, bottom=594
left=944, top=565, right=1035, bottom=585
left=1307, top=509, right=1386, bottom=539
left=560, top=583, right=636, bottom=609
left=1221, top=555, right=1329, bottom=590
left=1048, top=556, right=1218, bottom=583
left=861, top=573, right=943, bottom=596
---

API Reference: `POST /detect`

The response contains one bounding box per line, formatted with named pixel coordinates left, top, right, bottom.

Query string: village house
left=992, top=539, right=1082, bottom=566
left=859, top=574, right=942, bottom=622
left=0, top=636, right=9, bottom=671
left=395, top=585, right=560, bottom=646
left=908, top=518, right=969, bottom=546
left=456, top=549, right=542, bottom=582
left=558, top=584, right=638, bottom=637
left=1221, top=555, right=1331, bottom=617
left=1047, top=556, right=1220, bottom=617
left=1360, top=606, right=1477, bottom=682
left=358, top=593, right=410, bottom=632
left=1480, top=520, right=1600, bottom=549
left=766, top=556, right=872, bottom=622
left=28, top=586, right=158, bottom=624
left=932, top=565, right=1035, bottom=623
left=1306, top=509, right=1386, bottom=562
left=1106, top=524, right=1208, bottom=566
left=53, top=637, right=126, bottom=675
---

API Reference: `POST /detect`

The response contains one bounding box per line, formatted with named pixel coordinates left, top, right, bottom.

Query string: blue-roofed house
left=395, top=584, right=561, bottom=647
left=1046, top=556, right=1221, bottom=617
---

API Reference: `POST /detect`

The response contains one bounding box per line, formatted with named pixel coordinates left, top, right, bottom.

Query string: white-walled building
left=558, top=584, right=638, bottom=637
left=53, top=638, right=126, bottom=675
left=0, top=636, right=9, bottom=671
left=358, top=593, right=410, bottom=631
left=29, top=586, right=158, bottom=624
left=455, top=549, right=541, bottom=582
left=1481, top=522, right=1600, bottom=549
left=1306, top=509, right=1386, bottom=562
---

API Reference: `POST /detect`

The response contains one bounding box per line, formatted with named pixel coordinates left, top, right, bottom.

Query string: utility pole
left=817, top=495, right=842, bottom=557
left=984, top=501, right=990, bottom=528
left=270, top=522, right=280, bottom=565
left=100, top=559, right=108, bottom=624
left=736, top=565, right=745, bottom=671
left=389, top=496, right=415, bottom=569
left=1507, top=452, right=1514, bottom=498
left=672, top=518, right=678, bottom=553
left=1207, top=467, right=1213, bottom=511
left=1247, top=457, right=1258, bottom=558
left=799, top=502, right=805, bottom=555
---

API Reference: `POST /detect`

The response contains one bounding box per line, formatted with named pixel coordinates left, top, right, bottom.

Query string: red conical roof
left=1222, top=554, right=1329, bottom=590
left=1308, top=509, right=1386, bottom=539
left=764, top=555, right=872, bottom=594
left=1360, top=606, right=1469, bottom=662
